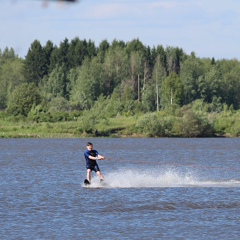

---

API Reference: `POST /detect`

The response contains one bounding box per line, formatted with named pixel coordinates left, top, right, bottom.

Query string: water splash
left=84, top=168, right=240, bottom=188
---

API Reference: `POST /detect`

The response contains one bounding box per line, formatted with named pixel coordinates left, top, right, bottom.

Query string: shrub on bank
left=214, top=111, right=240, bottom=137
left=1, top=104, right=240, bottom=138
left=136, top=106, right=215, bottom=137
left=136, top=113, right=174, bottom=137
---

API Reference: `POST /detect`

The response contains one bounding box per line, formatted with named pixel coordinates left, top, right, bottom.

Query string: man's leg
left=96, top=171, right=104, bottom=181
left=87, top=169, right=92, bottom=182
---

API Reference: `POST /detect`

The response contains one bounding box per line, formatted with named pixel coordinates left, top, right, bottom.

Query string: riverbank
left=0, top=116, right=137, bottom=138
left=0, top=116, right=238, bottom=138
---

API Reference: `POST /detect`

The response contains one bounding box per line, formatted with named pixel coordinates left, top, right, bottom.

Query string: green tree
left=103, top=45, right=128, bottom=93
left=86, top=39, right=97, bottom=59
left=111, top=39, right=126, bottom=49
left=58, top=38, right=70, bottom=69
left=48, top=96, right=71, bottom=112
left=48, top=38, right=70, bottom=73
left=198, top=64, right=224, bottom=104
left=70, top=57, right=103, bottom=110
left=180, top=53, right=205, bottom=104
left=101, top=49, right=115, bottom=96
left=0, top=47, right=17, bottom=61
left=23, top=40, right=47, bottom=86
left=141, top=83, right=156, bottom=112
left=0, top=58, right=25, bottom=110
left=97, top=39, right=110, bottom=63
left=67, top=67, right=79, bottom=98
left=125, top=38, right=147, bottom=57
left=128, top=51, right=143, bottom=100
left=219, top=59, right=240, bottom=109
left=41, top=64, right=68, bottom=100
left=151, top=45, right=166, bottom=71
left=152, top=54, right=167, bottom=111
left=68, top=37, right=82, bottom=68
left=7, top=83, right=42, bottom=116
left=161, top=72, right=184, bottom=109
left=106, top=87, right=124, bottom=117
left=223, top=68, right=240, bottom=109
left=165, top=46, right=185, bottom=75
left=42, top=40, right=55, bottom=76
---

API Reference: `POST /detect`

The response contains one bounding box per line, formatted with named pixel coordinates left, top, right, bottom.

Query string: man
left=84, top=142, right=105, bottom=185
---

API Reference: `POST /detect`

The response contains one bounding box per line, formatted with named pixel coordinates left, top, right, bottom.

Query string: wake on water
left=83, top=168, right=240, bottom=188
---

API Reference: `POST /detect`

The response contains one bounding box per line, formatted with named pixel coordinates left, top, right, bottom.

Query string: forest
left=0, top=38, right=240, bottom=137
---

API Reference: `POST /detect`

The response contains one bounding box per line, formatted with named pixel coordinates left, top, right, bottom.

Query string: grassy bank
left=1, top=110, right=240, bottom=138
left=0, top=116, right=138, bottom=138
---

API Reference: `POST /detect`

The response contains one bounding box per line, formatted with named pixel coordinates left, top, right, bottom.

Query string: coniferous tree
left=86, top=39, right=97, bottom=59
left=43, top=40, right=55, bottom=76
left=1, top=47, right=17, bottom=60
left=111, top=39, right=126, bottom=49
left=165, top=46, right=185, bottom=75
left=58, top=38, right=70, bottom=70
left=98, top=39, right=110, bottom=63
left=23, top=40, right=47, bottom=86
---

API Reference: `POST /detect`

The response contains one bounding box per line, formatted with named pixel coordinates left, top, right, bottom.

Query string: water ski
left=84, top=179, right=90, bottom=185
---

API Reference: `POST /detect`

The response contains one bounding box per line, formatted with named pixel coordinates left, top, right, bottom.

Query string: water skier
left=84, top=142, right=105, bottom=185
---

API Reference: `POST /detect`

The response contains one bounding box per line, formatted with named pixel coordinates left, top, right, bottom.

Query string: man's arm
left=97, top=154, right=105, bottom=160
left=87, top=151, right=105, bottom=160
left=88, top=155, right=105, bottom=160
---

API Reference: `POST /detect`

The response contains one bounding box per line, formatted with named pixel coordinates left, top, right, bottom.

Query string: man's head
left=86, top=142, right=93, bottom=150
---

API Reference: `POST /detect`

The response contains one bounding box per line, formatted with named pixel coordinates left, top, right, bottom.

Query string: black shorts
left=87, top=164, right=100, bottom=172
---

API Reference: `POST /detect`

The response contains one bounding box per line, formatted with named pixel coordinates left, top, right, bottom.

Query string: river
left=1, top=138, right=240, bottom=239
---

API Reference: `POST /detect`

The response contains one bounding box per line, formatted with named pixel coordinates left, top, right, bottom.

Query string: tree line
left=0, top=38, right=240, bottom=132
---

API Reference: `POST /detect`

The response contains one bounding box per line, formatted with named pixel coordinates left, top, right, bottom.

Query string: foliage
left=180, top=53, right=205, bottom=104
left=173, top=101, right=214, bottom=137
left=23, top=40, right=48, bottom=86
left=137, top=101, right=215, bottom=138
left=1, top=38, right=240, bottom=138
left=136, top=113, right=173, bottom=137
left=70, top=58, right=104, bottom=109
left=180, top=109, right=214, bottom=137
left=160, top=72, right=184, bottom=108
left=0, top=57, right=25, bottom=109
left=7, top=83, right=42, bottom=117
left=28, top=103, right=81, bottom=123
left=213, top=109, right=240, bottom=137
left=77, top=110, right=99, bottom=134
left=141, top=83, right=156, bottom=112
left=1, top=108, right=240, bottom=138
left=41, top=64, right=69, bottom=100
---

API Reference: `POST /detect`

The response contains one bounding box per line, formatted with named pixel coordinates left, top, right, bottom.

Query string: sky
left=1, top=0, right=240, bottom=60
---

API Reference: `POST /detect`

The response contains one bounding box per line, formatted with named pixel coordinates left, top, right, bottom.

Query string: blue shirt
left=84, top=149, right=99, bottom=167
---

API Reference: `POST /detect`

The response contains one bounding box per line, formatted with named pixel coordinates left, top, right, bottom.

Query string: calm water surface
left=0, top=138, right=240, bottom=239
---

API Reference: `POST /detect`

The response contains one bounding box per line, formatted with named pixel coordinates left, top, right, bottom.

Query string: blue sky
left=1, top=0, right=239, bottom=60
